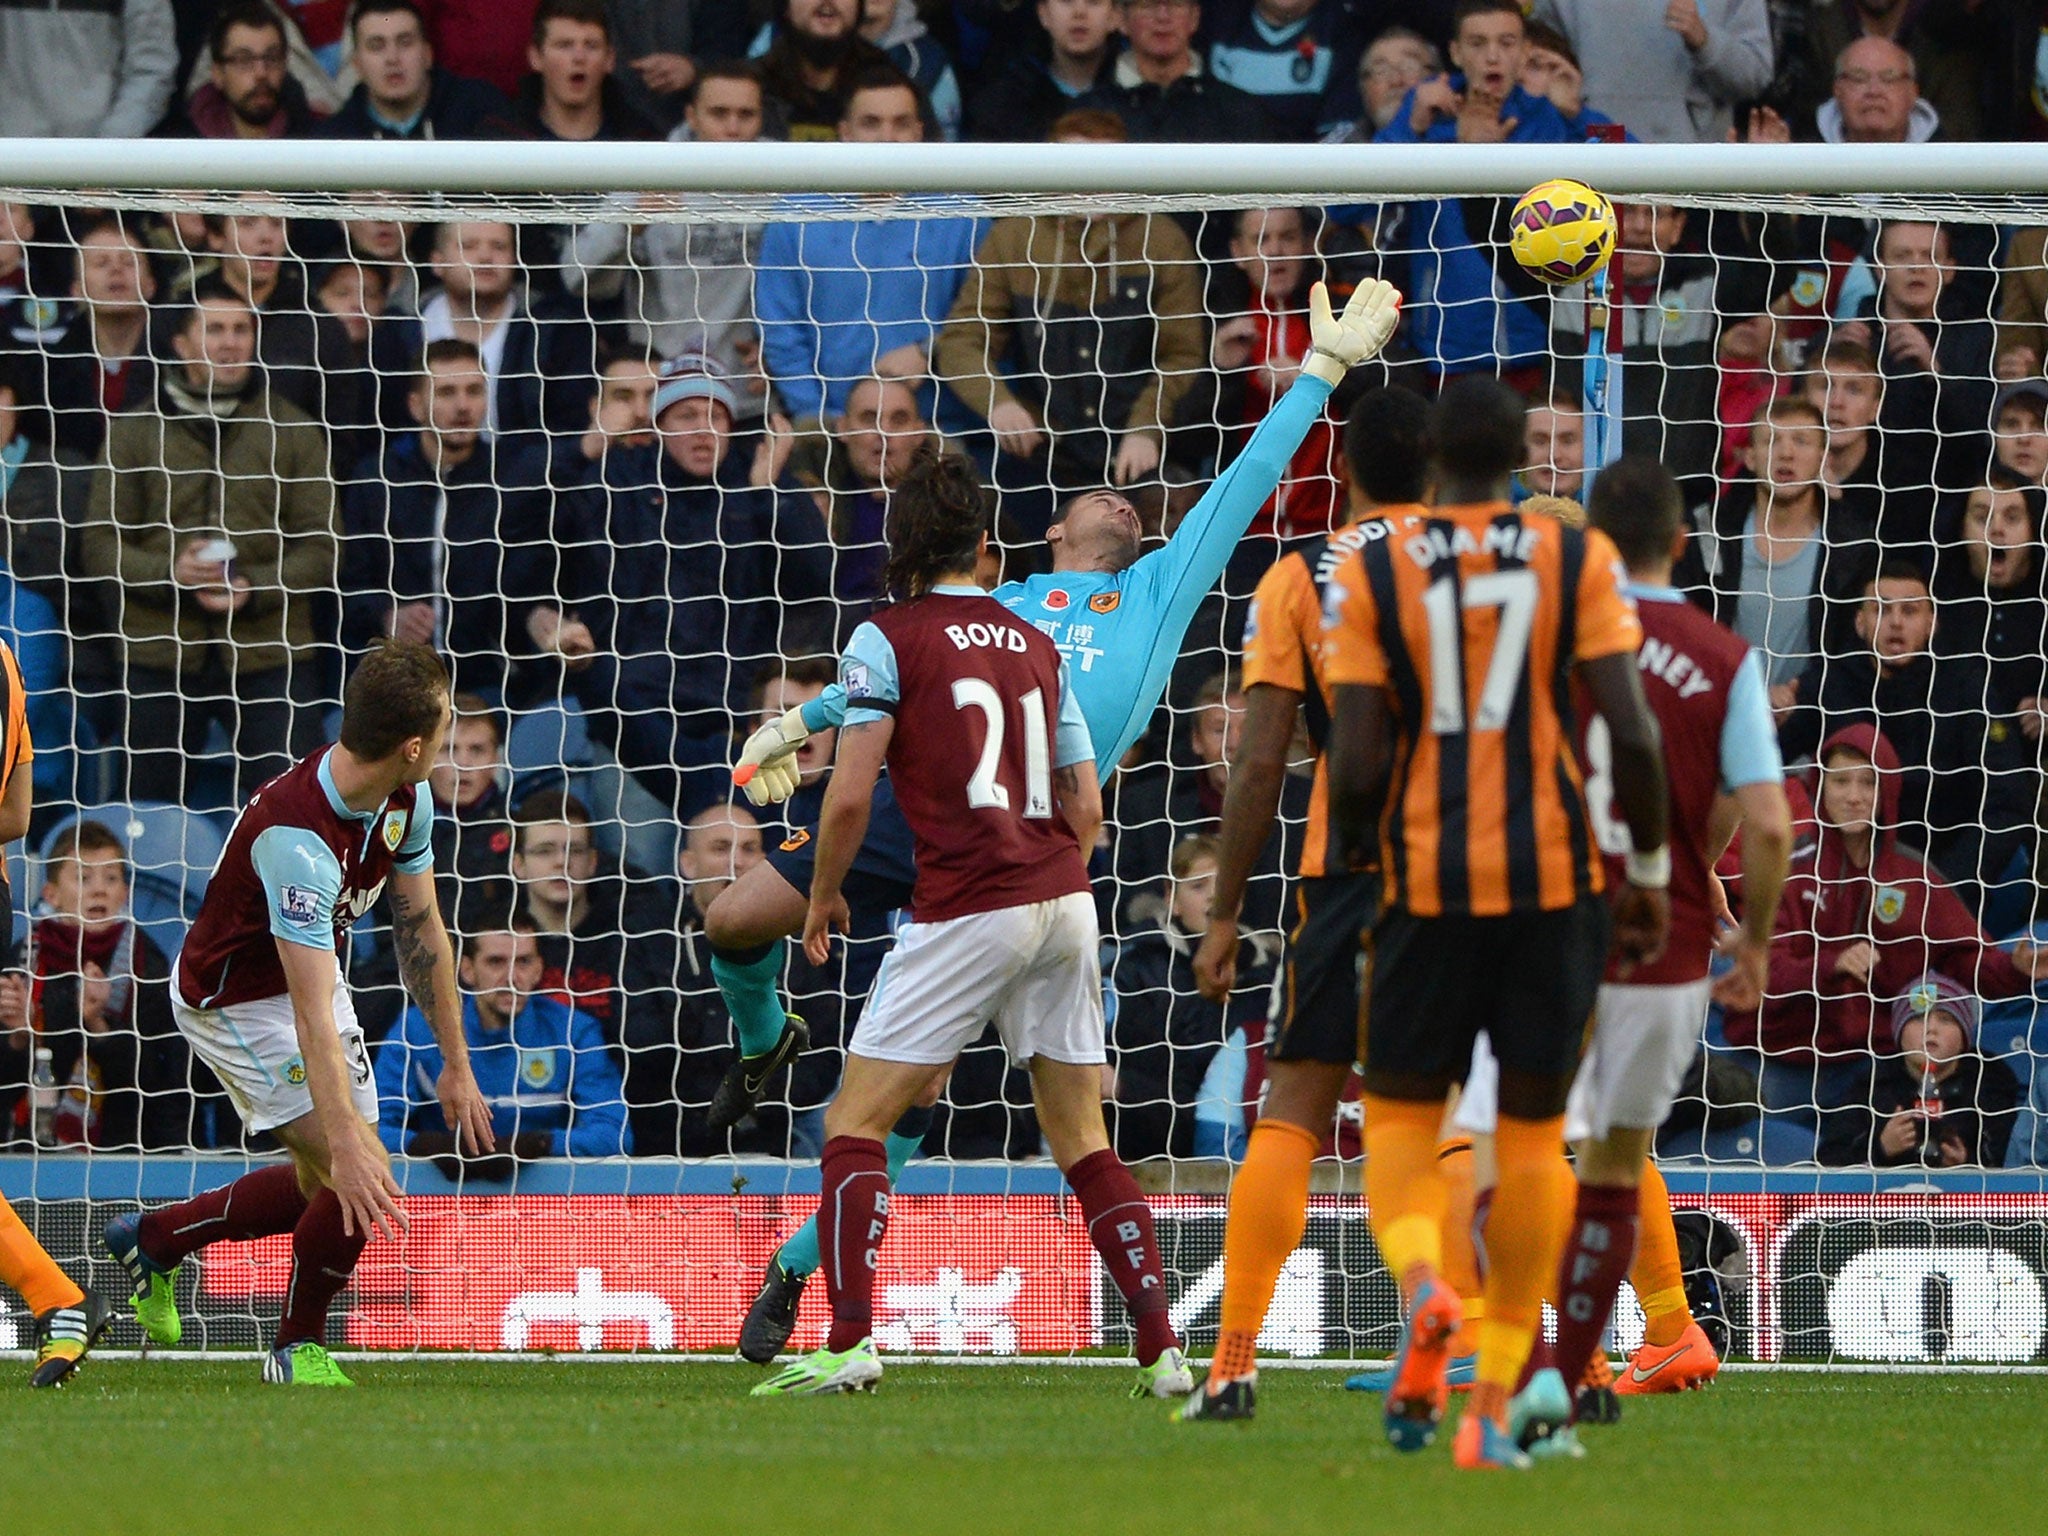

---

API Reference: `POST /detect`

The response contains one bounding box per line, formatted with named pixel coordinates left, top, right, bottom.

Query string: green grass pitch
left=3, top=1361, right=2042, bottom=1535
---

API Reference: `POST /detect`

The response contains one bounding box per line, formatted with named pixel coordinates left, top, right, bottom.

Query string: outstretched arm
left=1132, top=280, right=1402, bottom=639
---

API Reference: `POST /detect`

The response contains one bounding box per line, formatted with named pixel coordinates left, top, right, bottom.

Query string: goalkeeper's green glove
left=733, top=704, right=810, bottom=806
left=1302, top=277, right=1404, bottom=385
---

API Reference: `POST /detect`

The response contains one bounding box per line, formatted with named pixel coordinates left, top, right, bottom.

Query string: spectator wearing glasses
left=1802, top=0, right=1991, bottom=144
left=1089, top=0, right=1273, bottom=143
left=1322, top=25, right=1440, bottom=141
left=171, top=1, right=325, bottom=139
left=1816, top=36, right=1937, bottom=144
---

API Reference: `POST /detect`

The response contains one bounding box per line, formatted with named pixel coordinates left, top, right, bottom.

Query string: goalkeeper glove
left=733, top=704, right=810, bottom=807
left=1303, top=277, right=1403, bottom=385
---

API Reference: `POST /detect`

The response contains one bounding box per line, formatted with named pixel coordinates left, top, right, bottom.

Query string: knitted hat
left=653, top=351, right=741, bottom=423
left=1892, top=970, right=1980, bottom=1045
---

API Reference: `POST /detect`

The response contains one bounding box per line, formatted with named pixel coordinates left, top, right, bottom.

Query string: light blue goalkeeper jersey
left=799, top=374, right=1337, bottom=780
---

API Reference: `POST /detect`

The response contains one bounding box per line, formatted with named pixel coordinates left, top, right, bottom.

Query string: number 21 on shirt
left=952, top=679, right=1053, bottom=818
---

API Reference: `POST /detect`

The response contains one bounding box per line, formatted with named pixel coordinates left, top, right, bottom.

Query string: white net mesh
left=0, top=164, right=2044, bottom=1364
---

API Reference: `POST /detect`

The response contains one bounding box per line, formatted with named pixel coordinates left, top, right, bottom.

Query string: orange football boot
left=1616, top=1321, right=1721, bottom=1394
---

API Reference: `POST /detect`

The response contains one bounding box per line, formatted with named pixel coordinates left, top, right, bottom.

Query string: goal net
left=1, top=141, right=2044, bottom=1365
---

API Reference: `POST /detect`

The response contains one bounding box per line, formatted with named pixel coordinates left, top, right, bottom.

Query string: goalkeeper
left=708, top=277, right=1402, bottom=1362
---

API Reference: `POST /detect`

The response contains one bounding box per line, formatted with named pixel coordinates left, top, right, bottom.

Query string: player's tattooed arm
left=388, top=877, right=447, bottom=1016
left=388, top=868, right=498, bottom=1154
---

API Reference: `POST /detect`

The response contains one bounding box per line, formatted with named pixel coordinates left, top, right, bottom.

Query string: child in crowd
left=1819, top=971, right=2021, bottom=1167
left=1107, top=835, right=1271, bottom=1161
left=0, top=822, right=213, bottom=1149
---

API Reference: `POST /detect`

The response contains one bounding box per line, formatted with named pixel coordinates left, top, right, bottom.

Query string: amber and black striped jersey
left=1241, top=507, right=1425, bottom=880
left=1320, top=501, right=1641, bottom=917
left=0, top=639, right=33, bottom=912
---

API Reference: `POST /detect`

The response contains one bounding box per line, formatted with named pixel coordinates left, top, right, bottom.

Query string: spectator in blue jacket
left=754, top=67, right=984, bottom=427
left=376, top=907, right=631, bottom=1164
left=546, top=355, right=832, bottom=816
left=340, top=338, right=555, bottom=698
left=1371, top=0, right=1574, bottom=386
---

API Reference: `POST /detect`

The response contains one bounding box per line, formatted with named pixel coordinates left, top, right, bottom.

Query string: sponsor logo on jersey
left=278, top=885, right=320, bottom=925
left=780, top=829, right=812, bottom=852
left=1875, top=885, right=1907, bottom=925
left=1044, top=589, right=1070, bottom=611
left=282, top=1054, right=307, bottom=1087
left=844, top=661, right=872, bottom=699
left=1088, top=591, right=1120, bottom=614
left=382, top=810, right=406, bottom=853
left=520, top=1049, right=557, bottom=1089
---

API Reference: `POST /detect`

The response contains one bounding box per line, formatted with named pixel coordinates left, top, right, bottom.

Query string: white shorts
left=1564, top=979, right=1713, bottom=1143
left=1452, top=980, right=1711, bottom=1144
left=173, top=974, right=378, bottom=1135
left=852, top=892, right=1106, bottom=1068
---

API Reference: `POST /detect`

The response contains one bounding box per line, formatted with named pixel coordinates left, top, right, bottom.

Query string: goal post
left=0, top=138, right=2046, bottom=1366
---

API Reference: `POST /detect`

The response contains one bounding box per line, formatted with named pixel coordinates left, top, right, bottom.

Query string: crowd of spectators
left=4, top=0, right=2048, bottom=1169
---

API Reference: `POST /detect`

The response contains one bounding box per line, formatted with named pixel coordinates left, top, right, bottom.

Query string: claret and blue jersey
left=176, top=747, right=434, bottom=1010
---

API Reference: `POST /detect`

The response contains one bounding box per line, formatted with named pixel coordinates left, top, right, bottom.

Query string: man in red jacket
left=1727, top=722, right=2048, bottom=1119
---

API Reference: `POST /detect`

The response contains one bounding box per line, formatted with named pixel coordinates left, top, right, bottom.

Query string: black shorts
left=1268, top=874, right=1380, bottom=1067
left=1362, top=896, right=1609, bottom=1086
left=765, top=776, right=918, bottom=914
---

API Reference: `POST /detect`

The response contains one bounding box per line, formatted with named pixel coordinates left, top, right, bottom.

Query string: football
left=1508, top=177, right=1618, bottom=286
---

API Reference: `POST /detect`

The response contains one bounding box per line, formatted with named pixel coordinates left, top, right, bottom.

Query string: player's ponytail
left=881, top=445, right=992, bottom=601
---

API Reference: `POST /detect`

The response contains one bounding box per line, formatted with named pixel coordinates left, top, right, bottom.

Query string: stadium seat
left=1660, top=1111, right=1818, bottom=1167
left=506, top=700, right=600, bottom=802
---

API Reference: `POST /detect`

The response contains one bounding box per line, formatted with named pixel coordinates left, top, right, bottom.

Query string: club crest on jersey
left=1874, top=885, right=1907, bottom=925
left=780, top=829, right=812, bottom=852
left=277, top=885, right=319, bottom=925
left=1044, top=589, right=1070, bottom=611
left=520, top=1050, right=557, bottom=1089
left=282, top=1054, right=307, bottom=1087
left=1088, top=591, right=1120, bottom=614
left=844, top=661, right=872, bottom=699
left=381, top=810, right=406, bottom=853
